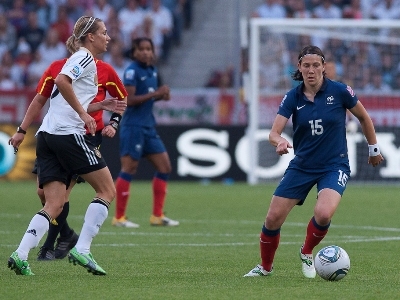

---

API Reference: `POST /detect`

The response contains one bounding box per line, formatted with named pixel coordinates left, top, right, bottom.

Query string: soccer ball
left=314, top=245, right=350, bottom=281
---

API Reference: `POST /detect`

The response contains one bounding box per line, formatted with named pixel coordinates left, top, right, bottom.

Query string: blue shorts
left=274, top=163, right=350, bottom=205
left=119, top=125, right=166, bottom=160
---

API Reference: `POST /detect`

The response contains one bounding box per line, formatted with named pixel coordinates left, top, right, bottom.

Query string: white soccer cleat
left=150, top=214, right=179, bottom=226
left=112, top=216, right=140, bottom=228
left=300, top=246, right=316, bottom=278
left=243, top=264, right=273, bottom=277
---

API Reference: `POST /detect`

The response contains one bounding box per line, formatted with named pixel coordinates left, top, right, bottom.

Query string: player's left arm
left=101, top=64, right=128, bottom=137
left=349, top=100, right=384, bottom=166
left=87, top=98, right=126, bottom=114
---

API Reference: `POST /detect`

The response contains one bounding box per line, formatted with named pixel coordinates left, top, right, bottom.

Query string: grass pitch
left=1, top=180, right=400, bottom=300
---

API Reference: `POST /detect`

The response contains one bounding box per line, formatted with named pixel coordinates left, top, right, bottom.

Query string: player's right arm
left=8, top=60, right=63, bottom=151
left=8, top=94, right=48, bottom=150
left=269, top=114, right=292, bottom=156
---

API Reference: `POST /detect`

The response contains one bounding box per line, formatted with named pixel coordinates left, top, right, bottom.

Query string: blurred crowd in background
left=246, top=0, right=400, bottom=93
left=0, top=0, right=193, bottom=90
left=208, top=0, right=400, bottom=93
left=1, top=0, right=400, bottom=92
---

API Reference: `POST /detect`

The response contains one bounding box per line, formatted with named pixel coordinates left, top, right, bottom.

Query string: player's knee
left=101, top=184, right=116, bottom=202
left=37, top=188, right=46, bottom=205
left=314, top=214, right=332, bottom=226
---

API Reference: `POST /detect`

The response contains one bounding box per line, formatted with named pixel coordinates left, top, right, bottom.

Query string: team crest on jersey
left=346, top=85, right=355, bottom=97
left=280, top=94, right=287, bottom=107
left=326, top=95, right=334, bottom=105
left=94, top=148, right=102, bottom=158
left=70, top=65, right=82, bottom=78
left=125, top=69, right=134, bottom=80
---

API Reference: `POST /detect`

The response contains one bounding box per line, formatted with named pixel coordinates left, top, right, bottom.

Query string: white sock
left=16, top=214, right=49, bottom=260
left=75, top=202, right=108, bottom=254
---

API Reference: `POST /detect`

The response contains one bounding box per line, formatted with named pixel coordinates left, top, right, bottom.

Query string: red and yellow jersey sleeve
left=35, top=59, right=67, bottom=98
left=88, top=60, right=128, bottom=133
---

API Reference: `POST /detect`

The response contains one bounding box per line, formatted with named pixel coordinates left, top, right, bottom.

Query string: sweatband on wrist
left=368, top=144, right=380, bottom=156
left=109, top=112, right=122, bottom=125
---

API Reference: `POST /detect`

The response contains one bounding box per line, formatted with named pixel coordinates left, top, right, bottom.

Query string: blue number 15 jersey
left=277, top=78, right=358, bottom=170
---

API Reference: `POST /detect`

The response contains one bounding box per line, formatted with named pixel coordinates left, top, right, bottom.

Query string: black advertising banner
left=1, top=124, right=398, bottom=182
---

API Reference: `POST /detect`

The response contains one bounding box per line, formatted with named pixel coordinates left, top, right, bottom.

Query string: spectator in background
left=65, top=0, right=87, bottom=22
left=35, top=0, right=52, bottom=30
left=292, top=0, right=312, bottom=18
left=0, top=65, right=17, bottom=90
left=313, top=0, right=342, bottom=18
left=14, top=39, right=32, bottom=84
left=104, top=9, right=125, bottom=49
left=252, top=0, right=287, bottom=18
left=136, top=15, right=163, bottom=58
left=37, top=28, right=67, bottom=66
left=6, top=0, right=29, bottom=34
left=18, top=11, right=45, bottom=54
left=102, top=40, right=131, bottom=80
left=370, top=0, right=400, bottom=36
left=146, top=0, right=174, bottom=64
left=1, top=50, right=26, bottom=89
left=50, top=5, right=74, bottom=44
left=381, top=51, right=396, bottom=87
left=26, top=51, right=49, bottom=88
left=363, top=69, right=392, bottom=93
left=370, top=0, right=400, bottom=20
left=118, top=0, right=145, bottom=50
left=163, top=0, right=186, bottom=46
left=342, top=0, right=363, bottom=19
left=91, top=0, right=114, bottom=25
left=108, top=0, right=125, bottom=12
left=0, top=12, right=18, bottom=58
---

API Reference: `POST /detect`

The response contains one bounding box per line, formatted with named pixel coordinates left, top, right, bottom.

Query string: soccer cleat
left=300, top=245, right=316, bottom=278
left=112, top=216, right=140, bottom=228
left=150, top=214, right=179, bottom=226
left=37, top=246, right=55, bottom=261
left=8, top=252, right=35, bottom=275
left=68, top=247, right=106, bottom=275
left=243, top=264, right=273, bottom=277
left=54, top=230, right=79, bottom=259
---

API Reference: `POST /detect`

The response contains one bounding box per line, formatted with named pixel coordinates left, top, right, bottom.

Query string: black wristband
left=110, top=112, right=122, bottom=125
left=17, top=126, right=26, bottom=134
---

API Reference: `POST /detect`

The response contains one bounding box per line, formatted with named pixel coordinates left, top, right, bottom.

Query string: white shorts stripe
left=74, top=134, right=98, bottom=165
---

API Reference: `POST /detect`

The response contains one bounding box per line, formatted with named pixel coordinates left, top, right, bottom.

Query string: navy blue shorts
left=273, top=163, right=350, bottom=205
left=119, top=125, right=166, bottom=160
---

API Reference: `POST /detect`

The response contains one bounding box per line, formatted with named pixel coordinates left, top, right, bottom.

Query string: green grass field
left=1, top=181, right=400, bottom=300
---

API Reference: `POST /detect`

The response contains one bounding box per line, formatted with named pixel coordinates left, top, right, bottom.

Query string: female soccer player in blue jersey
left=113, top=37, right=179, bottom=228
left=244, top=45, right=384, bottom=278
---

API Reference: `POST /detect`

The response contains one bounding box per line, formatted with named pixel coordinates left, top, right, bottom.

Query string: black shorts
left=36, top=131, right=107, bottom=188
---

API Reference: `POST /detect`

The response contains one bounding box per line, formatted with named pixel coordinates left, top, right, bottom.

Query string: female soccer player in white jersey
left=244, top=45, right=384, bottom=279
left=7, top=16, right=114, bottom=276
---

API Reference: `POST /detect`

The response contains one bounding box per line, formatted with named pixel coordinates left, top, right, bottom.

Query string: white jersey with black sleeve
left=37, top=48, right=98, bottom=135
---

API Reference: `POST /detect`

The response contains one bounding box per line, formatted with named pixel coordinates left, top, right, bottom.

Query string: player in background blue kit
left=113, top=37, right=179, bottom=228
left=244, top=45, right=384, bottom=278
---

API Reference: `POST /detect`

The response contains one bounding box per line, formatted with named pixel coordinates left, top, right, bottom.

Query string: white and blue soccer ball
left=314, top=245, right=350, bottom=281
